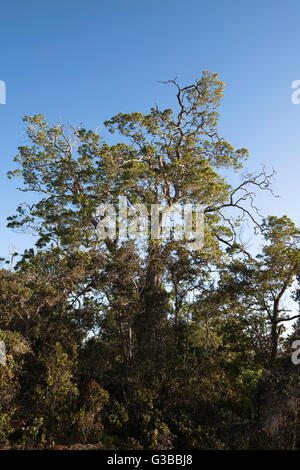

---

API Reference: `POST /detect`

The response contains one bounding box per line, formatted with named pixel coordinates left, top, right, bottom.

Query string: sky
left=1, top=0, right=300, bottom=261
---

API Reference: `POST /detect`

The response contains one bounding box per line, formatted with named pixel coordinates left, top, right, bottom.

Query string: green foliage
left=1, top=72, right=299, bottom=449
left=34, top=342, right=79, bottom=442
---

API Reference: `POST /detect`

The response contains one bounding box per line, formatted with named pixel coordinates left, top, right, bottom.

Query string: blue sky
left=1, top=0, right=300, bottom=258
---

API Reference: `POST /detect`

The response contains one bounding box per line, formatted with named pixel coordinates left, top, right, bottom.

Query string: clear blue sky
left=1, top=0, right=300, bottom=257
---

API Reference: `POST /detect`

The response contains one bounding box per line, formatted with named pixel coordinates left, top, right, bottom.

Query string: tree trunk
left=270, top=298, right=280, bottom=367
left=135, top=240, right=167, bottom=359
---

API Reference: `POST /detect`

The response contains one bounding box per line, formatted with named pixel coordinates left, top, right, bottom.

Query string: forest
left=0, top=72, right=299, bottom=450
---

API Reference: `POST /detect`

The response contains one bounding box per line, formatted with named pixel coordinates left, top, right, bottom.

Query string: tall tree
left=8, top=72, right=274, bottom=362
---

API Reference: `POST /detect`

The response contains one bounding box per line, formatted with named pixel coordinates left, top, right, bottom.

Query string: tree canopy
left=1, top=72, right=299, bottom=450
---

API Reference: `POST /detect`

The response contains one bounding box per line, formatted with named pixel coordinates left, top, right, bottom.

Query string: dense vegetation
left=1, top=72, right=299, bottom=450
